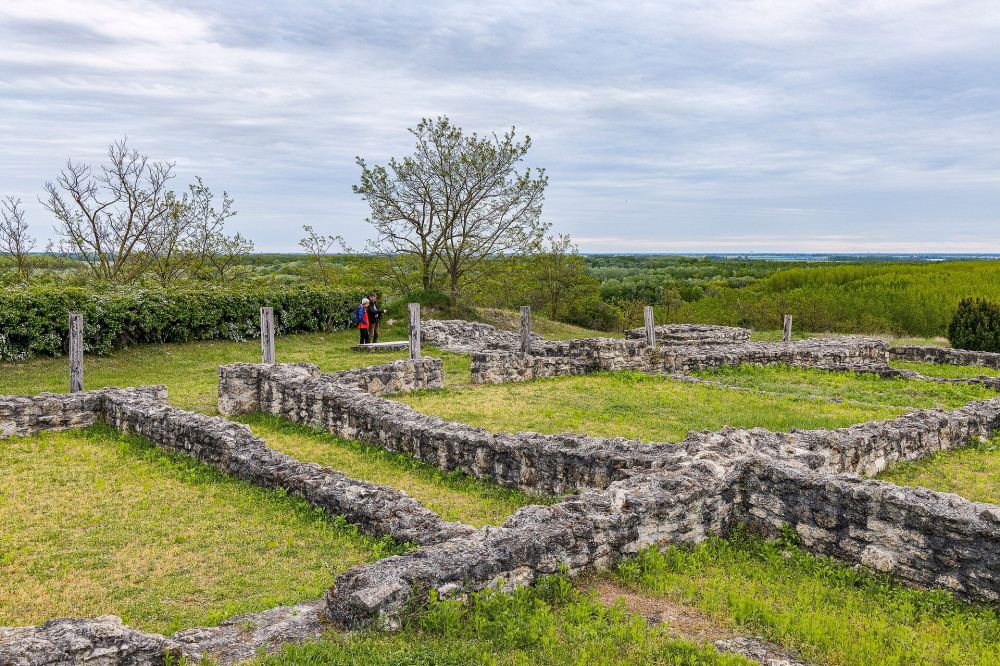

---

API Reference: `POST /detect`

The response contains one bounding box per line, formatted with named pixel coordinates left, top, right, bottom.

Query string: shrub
left=0, top=284, right=359, bottom=361
left=947, top=297, right=1000, bottom=352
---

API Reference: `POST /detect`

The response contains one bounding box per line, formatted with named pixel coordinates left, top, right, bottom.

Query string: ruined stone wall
left=0, top=386, right=167, bottom=439
left=421, top=319, right=547, bottom=353
left=625, top=323, right=751, bottom=344
left=217, top=357, right=443, bottom=417
left=740, top=458, right=1000, bottom=601
left=890, top=344, right=1000, bottom=369
left=471, top=337, right=890, bottom=384
left=219, top=362, right=669, bottom=495
left=325, top=463, right=738, bottom=627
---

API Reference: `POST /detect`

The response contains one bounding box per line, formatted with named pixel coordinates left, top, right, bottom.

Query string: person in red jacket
left=357, top=297, right=370, bottom=344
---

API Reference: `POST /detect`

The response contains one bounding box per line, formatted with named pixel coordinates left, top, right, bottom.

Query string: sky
left=2, top=0, right=1000, bottom=253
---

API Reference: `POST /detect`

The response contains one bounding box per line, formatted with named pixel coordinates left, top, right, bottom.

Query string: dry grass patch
left=0, top=425, right=397, bottom=634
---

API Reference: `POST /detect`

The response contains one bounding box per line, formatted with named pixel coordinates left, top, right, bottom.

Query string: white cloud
left=2, top=0, right=1000, bottom=251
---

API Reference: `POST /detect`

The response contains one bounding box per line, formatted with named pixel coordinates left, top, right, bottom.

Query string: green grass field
left=0, top=425, right=397, bottom=634
left=880, top=438, right=1000, bottom=505
left=611, top=531, right=1000, bottom=666
left=0, top=323, right=475, bottom=412
left=396, top=370, right=905, bottom=442
left=692, top=364, right=998, bottom=409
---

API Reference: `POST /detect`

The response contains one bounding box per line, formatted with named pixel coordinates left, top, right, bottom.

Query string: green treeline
left=631, top=260, right=1000, bottom=337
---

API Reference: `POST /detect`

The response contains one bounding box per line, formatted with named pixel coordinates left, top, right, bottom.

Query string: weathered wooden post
left=408, top=303, right=421, bottom=360
left=261, top=307, right=275, bottom=364
left=643, top=305, right=656, bottom=348
left=520, top=306, right=531, bottom=354
left=783, top=315, right=793, bottom=342
left=69, top=313, right=83, bottom=393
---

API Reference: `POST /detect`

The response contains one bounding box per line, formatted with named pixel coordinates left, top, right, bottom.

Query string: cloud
left=1, top=0, right=1000, bottom=251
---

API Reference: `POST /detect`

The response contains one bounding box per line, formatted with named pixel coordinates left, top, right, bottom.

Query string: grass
left=257, top=573, right=750, bottom=666
left=243, top=414, right=548, bottom=527
left=879, top=437, right=1000, bottom=505
left=396, top=371, right=905, bottom=442
left=891, top=360, right=1000, bottom=380
left=614, top=530, right=1000, bottom=666
left=692, top=364, right=998, bottom=410
left=750, top=330, right=948, bottom=347
left=0, top=424, right=400, bottom=634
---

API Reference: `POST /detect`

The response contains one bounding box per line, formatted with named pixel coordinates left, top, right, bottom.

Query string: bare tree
left=205, top=231, right=254, bottom=282
left=299, top=225, right=346, bottom=285
left=43, top=138, right=176, bottom=283
left=176, top=177, right=241, bottom=281
left=356, top=116, right=549, bottom=304
left=0, top=196, right=37, bottom=282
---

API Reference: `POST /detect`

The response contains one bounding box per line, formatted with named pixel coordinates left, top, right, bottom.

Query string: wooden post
left=520, top=306, right=531, bottom=354
left=69, top=313, right=83, bottom=393
left=643, top=305, right=656, bottom=348
left=261, top=307, right=275, bottom=364
left=783, top=315, right=793, bottom=342
left=408, top=303, right=421, bottom=359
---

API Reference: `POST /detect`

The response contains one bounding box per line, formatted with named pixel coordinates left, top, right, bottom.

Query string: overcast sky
left=2, top=0, right=1000, bottom=253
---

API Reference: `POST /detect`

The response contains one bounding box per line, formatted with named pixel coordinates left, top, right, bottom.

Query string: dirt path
left=585, top=579, right=812, bottom=666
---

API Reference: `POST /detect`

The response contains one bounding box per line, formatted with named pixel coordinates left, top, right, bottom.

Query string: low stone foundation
left=742, top=458, right=1000, bottom=600
left=471, top=336, right=890, bottom=384
left=890, top=344, right=1000, bottom=369
left=0, top=386, right=166, bottom=438
left=625, top=323, right=751, bottom=345
left=422, top=319, right=547, bottom=353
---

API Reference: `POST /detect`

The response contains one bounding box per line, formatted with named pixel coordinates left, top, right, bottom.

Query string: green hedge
left=0, top=284, right=359, bottom=361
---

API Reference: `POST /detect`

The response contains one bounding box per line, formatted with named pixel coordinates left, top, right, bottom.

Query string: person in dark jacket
left=366, top=293, right=387, bottom=343
left=357, top=298, right=370, bottom=344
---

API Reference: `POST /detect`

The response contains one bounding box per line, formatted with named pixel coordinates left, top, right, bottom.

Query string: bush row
left=0, top=284, right=359, bottom=361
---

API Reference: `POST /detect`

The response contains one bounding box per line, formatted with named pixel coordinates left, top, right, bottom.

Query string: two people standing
left=355, top=293, right=386, bottom=345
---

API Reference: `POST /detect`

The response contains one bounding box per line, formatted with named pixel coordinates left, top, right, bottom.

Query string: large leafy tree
left=355, top=116, right=549, bottom=305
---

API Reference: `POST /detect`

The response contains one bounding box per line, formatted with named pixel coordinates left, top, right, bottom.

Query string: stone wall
left=322, top=397, right=1000, bottom=626
left=421, top=318, right=548, bottom=353
left=217, top=357, right=443, bottom=417
left=471, top=337, right=890, bottom=384
left=0, top=386, right=167, bottom=439
left=218, top=362, right=669, bottom=495
left=9, top=341, right=1000, bottom=662
left=890, top=344, right=1000, bottom=369
left=741, top=458, right=1000, bottom=601
left=625, top=323, right=751, bottom=345
left=325, top=464, right=736, bottom=628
